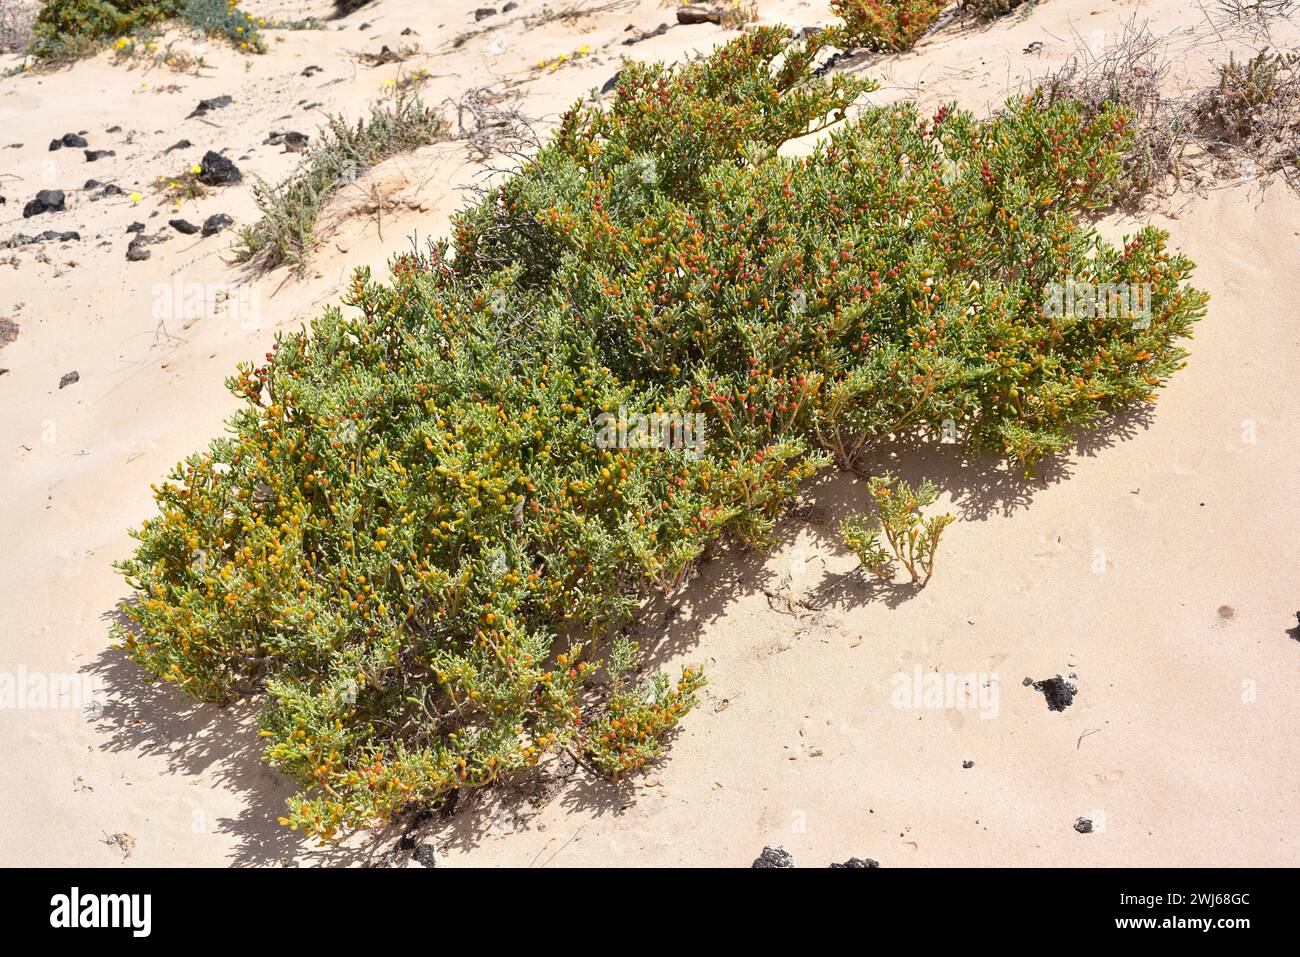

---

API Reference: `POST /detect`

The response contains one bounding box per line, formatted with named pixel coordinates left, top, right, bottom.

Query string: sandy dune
left=0, top=0, right=1296, bottom=866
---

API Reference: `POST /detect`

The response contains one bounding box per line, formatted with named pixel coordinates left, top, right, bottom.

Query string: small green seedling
left=839, top=511, right=893, bottom=578
left=866, top=474, right=954, bottom=584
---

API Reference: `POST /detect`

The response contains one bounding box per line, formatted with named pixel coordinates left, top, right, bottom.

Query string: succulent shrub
left=582, top=637, right=706, bottom=777
left=118, top=27, right=1207, bottom=839
left=829, top=0, right=948, bottom=53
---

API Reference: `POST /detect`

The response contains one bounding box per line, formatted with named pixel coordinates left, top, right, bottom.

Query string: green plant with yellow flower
left=182, top=0, right=266, bottom=53
left=111, top=34, right=205, bottom=72
left=29, top=0, right=269, bottom=59
left=152, top=164, right=208, bottom=204
left=535, top=45, right=592, bottom=73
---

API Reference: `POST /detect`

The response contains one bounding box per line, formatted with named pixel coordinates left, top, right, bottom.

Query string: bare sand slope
left=0, top=0, right=1295, bottom=866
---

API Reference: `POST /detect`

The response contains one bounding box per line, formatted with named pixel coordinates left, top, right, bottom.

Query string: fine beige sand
left=0, top=0, right=1296, bottom=867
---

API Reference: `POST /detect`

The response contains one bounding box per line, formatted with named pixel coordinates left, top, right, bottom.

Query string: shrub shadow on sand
left=90, top=603, right=390, bottom=866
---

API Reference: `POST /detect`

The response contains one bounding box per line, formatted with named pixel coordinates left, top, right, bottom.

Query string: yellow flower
left=191, top=164, right=202, bottom=174
left=577, top=45, right=590, bottom=55
left=130, top=192, right=142, bottom=203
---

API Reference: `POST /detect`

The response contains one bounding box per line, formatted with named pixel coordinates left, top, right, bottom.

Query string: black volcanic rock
left=1031, top=674, right=1078, bottom=712
left=197, top=151, right=242, bottom=186
left=623, top=23, right=668, bottom=45
left=412, top=844, right=438, bottom=867
left=22, top=190, right=65, bottom=218
left=201, top=213, right=234, bottom=236
left=265, top=130, right=310, bottom=152
left=187, top=95, right=233, bottom=118
left=0, top=230, right=80, bottom=249
left=677, top=5, right=722, bottom=24
left=49, top=133, right=88, bottom=151
left=751, top=846, right=794, bottom=868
